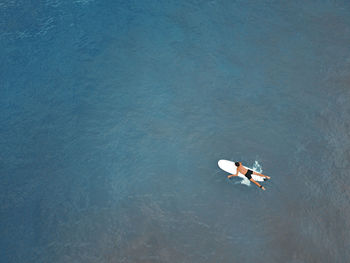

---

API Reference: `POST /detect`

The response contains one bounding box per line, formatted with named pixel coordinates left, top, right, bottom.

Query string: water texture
left=1, top=0, right=350, bottom=262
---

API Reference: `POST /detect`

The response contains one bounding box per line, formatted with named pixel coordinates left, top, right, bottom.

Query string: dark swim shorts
left=245, top=170, right=253, bottom=180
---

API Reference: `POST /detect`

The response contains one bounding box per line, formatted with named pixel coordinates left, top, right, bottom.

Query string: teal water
left=1, top=1, right=350, bottom=262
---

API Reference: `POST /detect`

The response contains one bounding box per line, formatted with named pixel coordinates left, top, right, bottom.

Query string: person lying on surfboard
left=228, top=162, right=271, bottom=190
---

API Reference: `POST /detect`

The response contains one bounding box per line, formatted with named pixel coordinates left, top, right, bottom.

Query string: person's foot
left=266, top=176, right=271, bottom=179
left=261, top=186, right=266, bottom=190
left=227, top=175, right=233, bottom=179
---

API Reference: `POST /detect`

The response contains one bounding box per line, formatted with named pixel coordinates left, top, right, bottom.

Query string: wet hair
left=235, top=162, right=240, bottom=167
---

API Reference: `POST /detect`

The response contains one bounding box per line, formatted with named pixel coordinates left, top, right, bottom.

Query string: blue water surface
left=1, top=0, right=350, bottom=262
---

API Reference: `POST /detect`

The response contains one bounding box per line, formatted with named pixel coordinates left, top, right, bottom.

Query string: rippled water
left=1, top=1, right=350, bottom=262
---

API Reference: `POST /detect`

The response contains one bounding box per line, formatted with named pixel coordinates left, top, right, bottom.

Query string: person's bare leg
left=250, top=179, right=266, bottom=190
left=227, top=174, right=238, bottom=178
left=252, top=171, right=270, bottom=179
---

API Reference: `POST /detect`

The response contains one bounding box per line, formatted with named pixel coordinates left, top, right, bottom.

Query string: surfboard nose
left=218, top=159, right=225, bottom=167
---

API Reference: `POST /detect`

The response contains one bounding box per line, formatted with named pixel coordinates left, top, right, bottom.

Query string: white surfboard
left=218, top=160, right=264, bottom=182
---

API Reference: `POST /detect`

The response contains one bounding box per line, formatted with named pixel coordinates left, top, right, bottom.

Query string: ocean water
left=1, top=0, right=350, bottom=262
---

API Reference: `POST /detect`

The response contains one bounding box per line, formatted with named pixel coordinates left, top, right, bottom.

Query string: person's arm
left=235, top=167, right=240, bottom=176
left=250, top=179, right=266, bottom=190
left=228, top=166, right=239, bottom=178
